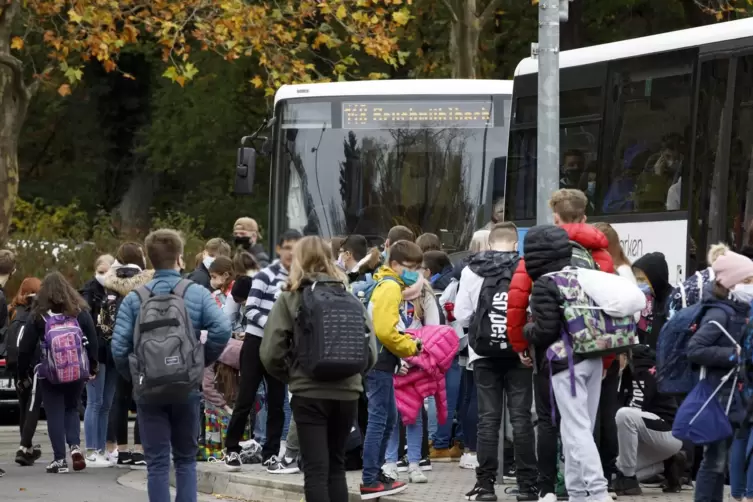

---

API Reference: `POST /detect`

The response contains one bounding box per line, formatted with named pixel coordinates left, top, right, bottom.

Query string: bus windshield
left=273, top=97, right=510, bottom=251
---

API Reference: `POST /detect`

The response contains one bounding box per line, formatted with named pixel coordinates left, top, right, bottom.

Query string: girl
left=260, top=236, right=377, bottom=502
left=593, top=222, right=635, bottom=283
left=81, top=254, right=116, bottom=468
left=209, top=256, right=235, bottom=308
left=9, top=277, right=42, bottom=466
left=687, top=250, right=753, bottom=502
left=384, top=268, right=442, bottom=484
left=103, top=243, right=153, bottom=469
left=17, top=272, right=99, bottom=474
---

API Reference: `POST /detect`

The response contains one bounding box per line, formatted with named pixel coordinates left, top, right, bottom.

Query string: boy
left=455, top=223, right=537, bottom=502
left=111, top=229, right=231, bottom=502
left=339, top=234, right=381, bottom=283
left=422, top=250, right=453, bottom=291
left=224, top=229, right=302, bottom=471
left=187, top=238, right=231, bottom=291
left=233, top=217, right=270, bottom=268
left=522, top=225, right=611, bottom=502
left=386, top=225, right=415, bottom=246
left=360, top=240, right=422, bottom=499
left=0, top=249, right=16, bottom=330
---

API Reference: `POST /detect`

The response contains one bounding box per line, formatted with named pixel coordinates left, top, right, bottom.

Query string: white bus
left=506, top=18, right=753, bottom=283
left=237, top=79, right=512, bottom=252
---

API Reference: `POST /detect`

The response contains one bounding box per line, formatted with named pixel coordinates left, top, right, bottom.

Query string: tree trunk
left=114, top=170, right=157, bottom=237
left=450, top=0, right=480, bottom=79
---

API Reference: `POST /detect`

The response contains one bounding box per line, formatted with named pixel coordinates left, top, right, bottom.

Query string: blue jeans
left=427, top=396, right=438, bottom=440
left=386, top=413, right=423, bottom=464
left=432, top=358, right=462, bottom=449
left=84, top=364, right=118, bottom=452
left=255, top=382, right=267, bottom=445
left=138, top=396, right=200, bottom=502
left=731, top=429, right=753, bottom=499
left=362, top=370, right=397, bottom=485
left=459, top=368, right=478, bottom=451
left=41, top=380, right=84, bottom=461
left=695, top=438, right=730, bottom=502
left=283, top=386, right=292, bottom=441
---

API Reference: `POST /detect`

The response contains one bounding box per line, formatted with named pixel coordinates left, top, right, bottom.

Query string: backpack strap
left=134, top=286, right=151, bottom=304
left=172, top=279, right=193, bottom=298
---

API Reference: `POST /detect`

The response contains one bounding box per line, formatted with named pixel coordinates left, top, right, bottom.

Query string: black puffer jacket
left=187, top=263, right=212, bottom=291
left=522, top=225, right=576, bottom=375
left=80, top=277, right=108, bottom=363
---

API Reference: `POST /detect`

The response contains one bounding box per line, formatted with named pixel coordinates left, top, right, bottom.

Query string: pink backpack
left=39, top=314, right=88, bottom=384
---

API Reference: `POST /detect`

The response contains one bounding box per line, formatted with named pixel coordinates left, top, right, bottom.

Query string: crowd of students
left=5, top=190, right=753, bottom=502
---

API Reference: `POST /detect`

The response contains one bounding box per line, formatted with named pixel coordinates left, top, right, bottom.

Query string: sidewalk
left=192, top=462, right=696, bottom=502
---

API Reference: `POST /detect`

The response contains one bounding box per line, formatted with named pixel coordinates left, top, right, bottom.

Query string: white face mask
left=95, top=273, right=107, bottom=286
left=731, top=283, right=753, bottom=305
left=203, top=256, right=215, bottom=270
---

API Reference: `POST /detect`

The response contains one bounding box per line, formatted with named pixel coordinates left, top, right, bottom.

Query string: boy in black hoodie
left=614, top=345, right=682, bottom=495
left=632, top=252, right=672, bottom=348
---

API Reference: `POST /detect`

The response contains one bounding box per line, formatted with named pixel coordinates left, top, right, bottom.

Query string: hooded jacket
left=248, top=243, right=270, bottom=269
left=260, top=274, right=377, bottom=401
left=632, top=252, right=671, bottom=348
left=455, top=250, right=520, bottom=367
left=622, top=345, right=677, bottom=430
left=368, top=266, right=420, bottom=373
left=509, top=223, right=615, bottom=368
left=187, top=263, right=212, bottom=291
left=521, top=225, right=578, bottom=375
left=203, top=337, right=242, bottom=409
left=430, top=266, right=455, bottom=292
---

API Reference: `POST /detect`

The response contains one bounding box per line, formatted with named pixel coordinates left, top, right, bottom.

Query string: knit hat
left=711, top=251, right=753, bottom=289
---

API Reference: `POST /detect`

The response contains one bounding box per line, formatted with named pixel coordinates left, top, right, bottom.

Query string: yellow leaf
left=57, top=84, right=72, bottom=97
left=336, top=5, right=347, bottom=20
left=715, top=11, right=724, bottom=21
left=392, top=9, right=410, bottom=26
left=10, top=37, right=23, bottom=50
left=532, top=0, right=539, bottom=4
left=251, top=75, right=263, bottom=88
left=68, top=8, right=82, bottom=23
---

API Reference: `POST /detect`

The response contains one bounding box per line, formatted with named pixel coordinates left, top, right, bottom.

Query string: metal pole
left=534, top=0, right=568, bottom=225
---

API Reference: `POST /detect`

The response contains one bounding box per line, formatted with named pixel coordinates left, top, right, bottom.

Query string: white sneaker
left=539, top=493, right=557, bottom=502
left=382, top=462, right=400, bottom=481
left=408, top=465, right=428, bottom=483
left=107, top=449, right=118, bottom=466
left=86, top=451, right=112, bottom=468
left=459, top=452, right=479, bottom=470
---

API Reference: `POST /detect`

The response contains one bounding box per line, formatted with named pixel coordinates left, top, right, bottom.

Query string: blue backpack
left=656, top=301, right=735, bottom=395
left=352, top=275, right=399, bottom=306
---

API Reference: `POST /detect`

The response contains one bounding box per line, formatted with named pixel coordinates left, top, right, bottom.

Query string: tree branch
left=0, top=0, right=20, bottom=47
left=479, top=0, right=504, bottom=27
left=441, top=0, right=460, bottom=23
left=0, top=52, right=30, bottom=102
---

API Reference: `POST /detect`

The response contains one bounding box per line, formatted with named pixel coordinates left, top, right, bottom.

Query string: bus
left=506, top=17, right=753, bottom=284
left=237, top=79, right=512, bottom=253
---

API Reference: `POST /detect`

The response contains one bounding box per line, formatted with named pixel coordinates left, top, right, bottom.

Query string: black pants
left=292, top=396, right=358, bottom=502
left=225, top=335, right=285, bottom=459
left=17, top=380, right=42, bottom=449
left=475, top=358, right=537, bottom=489
left=595, top=360, right=619, bottom=478
left=108, top=372, right=140, bottom=445
left=534, top=369, right=559, bottom=494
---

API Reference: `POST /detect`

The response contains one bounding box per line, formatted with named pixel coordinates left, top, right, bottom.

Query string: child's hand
left=398, top=365, right=409, bottom=376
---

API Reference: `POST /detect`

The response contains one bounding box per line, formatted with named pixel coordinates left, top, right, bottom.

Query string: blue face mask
left=400, top=269, right=420, bottom=286
left=638, top=282, right=652, bottom=295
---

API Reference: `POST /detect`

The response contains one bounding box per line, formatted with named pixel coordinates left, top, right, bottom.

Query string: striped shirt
left=245, top=261, right=288, bottom=338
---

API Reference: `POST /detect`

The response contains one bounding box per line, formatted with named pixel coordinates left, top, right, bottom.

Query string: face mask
left=731, top=284, right=753, bottom=304
left=400, top=269, right=420, bottom=286
left=336, top=257, right=346, bottom=271
left=203, top=256, right=215, bottom=270
left=95, top=273, right=106, bottom=286
left=638, top=282, right=652, bottom=295
left=234, top=236, right=252, bottom=250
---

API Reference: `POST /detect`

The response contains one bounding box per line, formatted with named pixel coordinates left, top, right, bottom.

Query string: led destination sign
left=343, top=101, right=493, bottom=129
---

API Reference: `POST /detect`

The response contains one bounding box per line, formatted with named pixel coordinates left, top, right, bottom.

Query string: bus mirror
left=235, top=147, right=256, bottom=195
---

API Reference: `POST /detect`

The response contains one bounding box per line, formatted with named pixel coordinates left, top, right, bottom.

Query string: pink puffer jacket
left=394, top=325, right=459, bottom=425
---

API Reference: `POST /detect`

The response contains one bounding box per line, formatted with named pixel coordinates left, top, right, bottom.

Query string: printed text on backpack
left=469, top=264, right=516, bottom=357
left=129, top=279, right=204, bottom=402
left=295, top=280, right=370, bottom=381
left=39, top=314, right=89, bottom=384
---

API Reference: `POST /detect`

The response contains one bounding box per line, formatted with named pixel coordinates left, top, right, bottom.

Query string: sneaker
left=538, top=493, right=557, bottom=502
left=267, top=455, right=300, bottom=474
left=503, top=466, right=517, bottom=483
left=32, top=445, right=42, bottom=461
left=46, top=459, right=69, bottom=474
left=614, top=472, right=642, bottom=496
left=419, top=457, right=432, bottom=471
left=640, top=474, right=665, bottom=488
left=465, top=480, right=498, bottom=501
left=681, top=477, right=694, bottom=491
left=408, top=465, right=428, bottom=483
left=15, top=447, right=36, bottom=466
left=383, top=462, right=400, bottom=479
left=108, top=448, right=119, bottom=466
left=224, top=451, right=242, bottom=472
left=517, top=487, right=539, bottom=502
left=116, top=450, right=133, bottom=467
left=460, top=452, right=479, bottom=470
left=130, top=451, right=147, bottom=470
left=70, top=446, right=86, bottom=471
left=504, top=486, right=520, bottom=496
left=262, top=455, right=278, bottom=468
left=662, top=452, right=686, bottom=493
left=360, top=477, right=408, bottom=500
left=0, top=468, right=4, bottom=477
left=86, top=450, right=112, bottom=468
left=429, top=446, right=452, bottom=462
left=449, top=441, right=463, bottom=461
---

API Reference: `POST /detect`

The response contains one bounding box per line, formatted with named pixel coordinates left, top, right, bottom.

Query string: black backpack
left=468, top=260, right=518, bottom=357
left=5, top=305, right=32, bottom=373
left=294, top=279, right=370, bottom=381
left=96, top=291, right=122, bottom=343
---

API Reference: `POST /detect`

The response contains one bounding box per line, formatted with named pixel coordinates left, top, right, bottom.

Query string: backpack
left=294, top=280, right=370, bottom=381
left=129, top=279, right=204, bottom=402
left=570, top=241, right=597, bottom=270
left=96, top=292, right=122, bottom=343
left=667, top=269, right=715, bottom=320
left=655, top=301, right=735, bottom=395
left=356, top=275, right=399, bottom=306
left=39, top=314, right=89, bottom=384
left=468, top=261, right=517, bottom=357
left=5, top=306, right=32, bottom=372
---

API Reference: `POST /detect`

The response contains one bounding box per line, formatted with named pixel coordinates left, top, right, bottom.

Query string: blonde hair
left=707, top=243, right=730, bottom=265
left=205, top=238, right=231, bottom=258
left=287, top=236, right=348, bottom=292
left=469, top=230, right=491, bottom=253
left=95, top=254, right=115, bottom=271
left=549, top=189, right=588, bottom=223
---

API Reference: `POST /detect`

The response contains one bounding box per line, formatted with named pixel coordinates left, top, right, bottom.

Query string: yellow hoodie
left=369, top=266, right=419, bottom=363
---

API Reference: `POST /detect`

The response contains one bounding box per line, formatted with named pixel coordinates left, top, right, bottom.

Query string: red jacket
left=508, top=223, right=616, bottom=367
